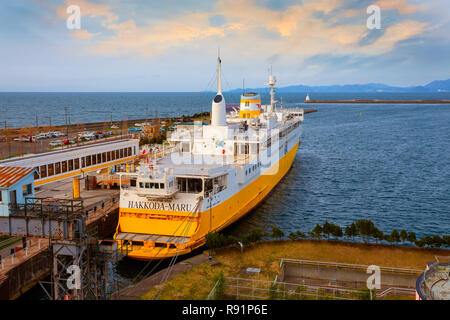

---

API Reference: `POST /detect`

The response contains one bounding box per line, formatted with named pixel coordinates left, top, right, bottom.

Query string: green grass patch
left=0, top=237, right=20, bottom=250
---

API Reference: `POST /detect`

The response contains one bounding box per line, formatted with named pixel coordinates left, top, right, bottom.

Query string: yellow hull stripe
left=239, top=110, right=261, bottom=118
left=240, top=99, right=261, bottom=103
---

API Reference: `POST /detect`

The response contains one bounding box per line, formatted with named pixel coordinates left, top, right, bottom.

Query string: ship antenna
left=243, top=78, right=245, bottom=95
left=217, top=47, right=222, bottom=94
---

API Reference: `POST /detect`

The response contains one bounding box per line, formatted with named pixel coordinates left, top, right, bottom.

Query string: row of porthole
left=245, top=161, right=262, bottom=176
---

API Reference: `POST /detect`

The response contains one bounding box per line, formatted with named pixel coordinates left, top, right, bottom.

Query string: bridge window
left=92, top=154, right=97, bottom=165
left=102, top=152, right=106, bottom=162
left=178, top=177, right=202, bottom=193
left=107, top=152, right=111, bottom=162
left=68, top=159, right=74, bottom=171
left=86, top=156, right=91, bottom=166
left=204, top=174, right=227, bottom=196
left=120, top=149, right=124, bottom=158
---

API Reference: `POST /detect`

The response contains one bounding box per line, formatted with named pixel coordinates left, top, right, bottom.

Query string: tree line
left=206, top=219, right=450, bottom=250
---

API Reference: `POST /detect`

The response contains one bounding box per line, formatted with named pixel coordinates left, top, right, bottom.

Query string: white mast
left=211, top=49, right=227, bottom=126
left=267, top=66, right=276, bottom=113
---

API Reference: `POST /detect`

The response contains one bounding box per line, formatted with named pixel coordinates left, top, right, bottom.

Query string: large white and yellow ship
left=114, top=56, right=304, bottom=260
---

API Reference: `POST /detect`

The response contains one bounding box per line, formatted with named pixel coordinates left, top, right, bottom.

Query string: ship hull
left=115, top=140, right=300, bottom=260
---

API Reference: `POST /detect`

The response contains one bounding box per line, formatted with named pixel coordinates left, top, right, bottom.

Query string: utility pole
left=65, top=107, right=69, bottom=138
left=47, top=116, right=52, bottom=131
left=5, top=121, right=11, bottom=158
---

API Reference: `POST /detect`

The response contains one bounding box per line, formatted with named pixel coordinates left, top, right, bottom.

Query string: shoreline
left=306, top=99, right=450, bottom=104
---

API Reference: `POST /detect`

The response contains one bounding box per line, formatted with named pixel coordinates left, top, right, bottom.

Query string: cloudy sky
left=0, top=0, right=449, bottom=91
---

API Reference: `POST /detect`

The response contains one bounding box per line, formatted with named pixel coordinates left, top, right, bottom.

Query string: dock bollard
left=25, top=247, right=28, bottom=257
left=1, top=259, right=4, bottom=270
left=38, top=239, right=41, bottom=249
left=11, top=254, right=14, bottom=265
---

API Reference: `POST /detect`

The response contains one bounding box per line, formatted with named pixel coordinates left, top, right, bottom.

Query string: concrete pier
left=0, top=178, right=121, bottom=299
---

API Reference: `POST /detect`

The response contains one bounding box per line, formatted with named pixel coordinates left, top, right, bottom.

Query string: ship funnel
left=211, top=53, right=227, bottom=126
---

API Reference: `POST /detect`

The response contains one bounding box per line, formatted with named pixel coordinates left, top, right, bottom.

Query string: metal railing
left=279, top=258, right=423, bottom=276
left=208, top=276, right=416, bottom=300
left=216, top=276, right=362, bottom=300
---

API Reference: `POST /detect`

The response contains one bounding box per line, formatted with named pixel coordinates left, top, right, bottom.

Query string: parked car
left=84, top=133, right=95, bottom=141
left=95, top=131, right=104, bottom=139
left=49, top=140, right=62, bottom=147
left=49, top=131, right=60, bottom=138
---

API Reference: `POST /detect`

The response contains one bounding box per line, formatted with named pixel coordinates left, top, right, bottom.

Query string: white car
left=49, top=140, right=62, bottom=147
left=83, top=133, right=95, bottom=140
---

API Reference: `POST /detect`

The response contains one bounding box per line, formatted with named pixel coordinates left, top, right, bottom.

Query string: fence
left=207, top=276, right=416, bottom=300
left=209, top=276, right=365, bottom=300
left=279, top=258, right=423, bottom=278
left=278, top=258, right=420, bottom=295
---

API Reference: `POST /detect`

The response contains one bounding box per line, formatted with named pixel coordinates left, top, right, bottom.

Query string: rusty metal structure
left=0, top=197, right=129, bottom=300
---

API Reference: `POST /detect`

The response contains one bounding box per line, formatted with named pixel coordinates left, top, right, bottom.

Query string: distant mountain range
left=228, top=79, right=450, bottom=93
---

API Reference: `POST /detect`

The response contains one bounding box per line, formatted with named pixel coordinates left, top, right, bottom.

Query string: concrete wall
left=282, top=263, right=419, bottom=289
left=0, top=249, right=50, bottom=300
